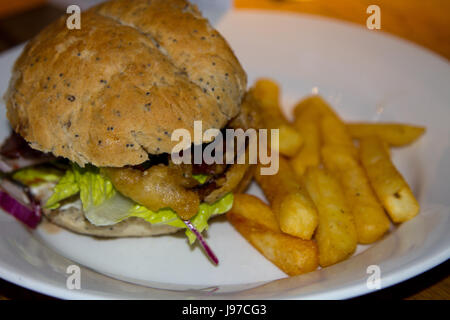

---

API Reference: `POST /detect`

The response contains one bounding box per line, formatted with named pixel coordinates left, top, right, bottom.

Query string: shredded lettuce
left=12, top=167, right=63, bottom=186
left=44, top=165, right=233, bottom=243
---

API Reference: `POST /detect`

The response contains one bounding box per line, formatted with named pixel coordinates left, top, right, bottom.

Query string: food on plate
left=320, top=115, right=358, bottom=159
left=382, top=140, right=392, bottom=157
left=321, top=146, right=390, bottom=244
left=232, top=87, right=423, bottom=273
left=227, top=194, right=319, bottom=276
left=102, top=165, right=201, bottom=220
left=359, top=136, right=420, bottom=222
left=290, top=102, right=321, bottom=177
left=347, top=123, right=426, bottom=146
left=0, top=0, right=256, bottom=262
left=228, top=194, right=280, bottom=232
left=303, top=167, right=358, bottom=267
left=289, top=95, right=344, bottom=177
left=318, top=104, right=390, bottom=244
left=251, top=79, right=303, bottom=157
left=0, top=0, right=426, bottom=275
left=293, top=95, right=338, bottom=121
left=255, top=157, right=318, bottom=240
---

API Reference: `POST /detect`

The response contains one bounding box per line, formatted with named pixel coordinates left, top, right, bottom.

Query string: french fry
left=347, top=123, right=426, bottom=146
left=255, top=157, right=318, bottom=240
left=227, top=195, right=319, bottom=276
left=230, top=194, right=280, bottom=232
left=293, top=95, right=358, bottom=158
left=252, top=79, right=303, bottom=157
left=321, top=146, right=391, bottom=244
left=293, top=95, right=338, bottom=120
left=320, top=115, right=358, bottom=158
left=290, top=109, right=321, bottom=177
left=303, top=167, right=357, bottom=267
left=382, top=140, right=391, bottom=158
left=359, top=136, right=420, bottom=222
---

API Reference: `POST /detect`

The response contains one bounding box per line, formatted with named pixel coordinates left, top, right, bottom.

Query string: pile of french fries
left=227, top=78, right=425, bottom=275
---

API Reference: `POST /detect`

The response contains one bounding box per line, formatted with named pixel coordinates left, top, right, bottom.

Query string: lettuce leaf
left=12, top=167, right=63, bottom=186
left=45, top=165, right=233, bottom=243
left=131, top=193, right=233, bottom=244
left=44, top=169, right=80, bottom=209
left=84, top=192, right=135, bottom=226
left=73, top=165, right=116, bottom=211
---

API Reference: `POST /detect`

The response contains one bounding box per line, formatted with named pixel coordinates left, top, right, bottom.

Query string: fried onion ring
left=103, top=164, right=200, bottom=220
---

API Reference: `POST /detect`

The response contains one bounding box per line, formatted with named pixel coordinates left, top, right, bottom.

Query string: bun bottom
left=42, top=207, right=180, bottom=237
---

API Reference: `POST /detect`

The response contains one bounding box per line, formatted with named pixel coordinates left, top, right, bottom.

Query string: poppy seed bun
left=5, top=0, right=247, bottom=167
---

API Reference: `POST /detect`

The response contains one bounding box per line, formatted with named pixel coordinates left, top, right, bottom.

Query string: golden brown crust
left=5, top=0, right=246, bottom=167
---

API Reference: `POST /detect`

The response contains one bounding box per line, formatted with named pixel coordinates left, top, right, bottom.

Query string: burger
left=0, top=0, right=258, bottom=262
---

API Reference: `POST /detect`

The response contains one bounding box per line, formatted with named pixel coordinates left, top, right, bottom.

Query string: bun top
left=5, top=0, right=246, bottom=167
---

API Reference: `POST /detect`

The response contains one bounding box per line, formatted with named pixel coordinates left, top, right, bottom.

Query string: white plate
left=0, top=10, right=449, bottom=300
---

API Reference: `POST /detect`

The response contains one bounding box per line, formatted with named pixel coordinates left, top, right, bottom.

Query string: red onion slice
left=183, top=220, right=219, bottom=265
left=0, top=179, right=29, bottom=204
left=0, top=190, right=41, bottom=228
left=0, top=178, right=41, bottom=228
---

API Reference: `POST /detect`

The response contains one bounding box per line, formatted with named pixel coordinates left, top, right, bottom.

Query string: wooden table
left=0, top=0, right=449, bottom=300
left=236, top=0, right=450, bottom=60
